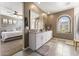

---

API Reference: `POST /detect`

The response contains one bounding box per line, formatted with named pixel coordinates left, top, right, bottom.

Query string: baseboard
left=23, top=47, right=29, bottom=50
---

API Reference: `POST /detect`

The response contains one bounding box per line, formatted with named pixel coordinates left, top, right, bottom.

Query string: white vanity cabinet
left=29, top=31, right=52, bottom=51
left=36, top=33, right=43, bottom=49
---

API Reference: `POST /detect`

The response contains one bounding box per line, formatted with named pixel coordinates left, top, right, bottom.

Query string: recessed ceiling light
left=66, top=2, right=71, bottom=5
left=31, top=5, right=36, bottom=9
left=48, top=12, right=50, bottom=14
left=42, top=13, right=46, bottom=16
left=38, top=2, right=40, bottom=4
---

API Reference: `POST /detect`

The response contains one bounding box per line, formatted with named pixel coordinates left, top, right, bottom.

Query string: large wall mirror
left=30, top=10, right=39, bottom=29
left=57, top=15, right=71, bottom=33
left=30, top=10, right=44, bottom=30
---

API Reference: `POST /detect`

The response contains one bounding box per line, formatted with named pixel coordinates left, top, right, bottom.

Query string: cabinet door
left=42, top=32, right=46, bottom=44
left=47, top=31, right=52, bottom=41
left=36, top=33, right=42, bottom=49
left=49, top=31, right=52, bottom=39
left=29, top=33, right=36, bottom=50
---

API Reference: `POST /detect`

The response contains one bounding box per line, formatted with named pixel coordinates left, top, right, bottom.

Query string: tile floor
left=13, top=48, right=41, bottom=56
left=13, top=38, right=79, bottom=56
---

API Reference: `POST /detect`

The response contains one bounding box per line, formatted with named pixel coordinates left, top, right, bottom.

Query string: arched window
left=57, top=15, right=71, bottom=33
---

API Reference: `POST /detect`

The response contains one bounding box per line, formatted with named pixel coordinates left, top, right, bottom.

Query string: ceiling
left=34, top=2, right=79, bottom=14
left=0, top=2, right=79, bottom=15
left=0, top=2, right=23, bottom=15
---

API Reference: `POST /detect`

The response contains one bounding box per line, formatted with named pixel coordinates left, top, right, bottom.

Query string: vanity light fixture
left=13, top=20, right=17, bottom=24
left=3, top=18, right=8, bottom=24
left=9, top=19, right=13, bottom=24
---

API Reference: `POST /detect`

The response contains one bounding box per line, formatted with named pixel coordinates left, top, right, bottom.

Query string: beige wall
left=48, top=8, right=74, bottom=40
left=24, top=3, right=74, bottom=48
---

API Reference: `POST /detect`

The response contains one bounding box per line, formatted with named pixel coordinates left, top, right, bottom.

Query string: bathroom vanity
left=29, top=30, right=52, bottom=51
